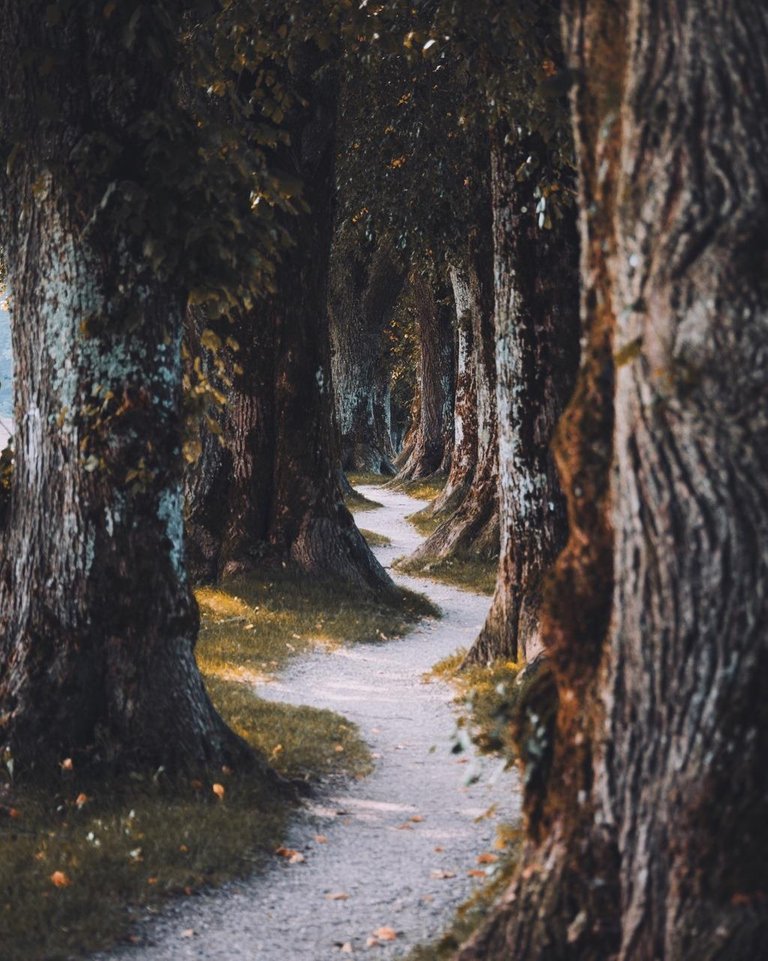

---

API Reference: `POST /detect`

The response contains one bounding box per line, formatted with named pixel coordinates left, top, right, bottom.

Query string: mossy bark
left=0, top=3, right=261, bottom=779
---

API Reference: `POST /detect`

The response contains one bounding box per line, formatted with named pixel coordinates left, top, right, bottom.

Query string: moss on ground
left=358, top=528, right=393, bottom=548
left=395, top=553, right=498, bottom=596
left=0, top=561, right=441, bottom=961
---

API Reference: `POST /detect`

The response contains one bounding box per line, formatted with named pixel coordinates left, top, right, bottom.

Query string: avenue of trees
left=0, top=1, right=766, bottom=958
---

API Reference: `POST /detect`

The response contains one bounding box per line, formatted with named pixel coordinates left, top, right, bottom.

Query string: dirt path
left=99, top=486, right=520, bottom=960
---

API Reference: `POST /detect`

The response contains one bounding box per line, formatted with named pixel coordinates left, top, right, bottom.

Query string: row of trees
left=0, top=1, right=766, bottom=957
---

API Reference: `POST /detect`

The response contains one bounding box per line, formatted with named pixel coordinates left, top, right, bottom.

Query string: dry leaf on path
left=477, top=853, right=499, bottom=865
left=325, top=892, right=350, bottom=901
left=373, top=927, right=398, bottom=941
left=315, top=834, right=328, bottom=844
left=430, top=869, right=457, bottom=879
left=180, top=929, right=195, bottom=939
left=275, top=846, right=305, bottom=863
left=467, top=869, right=486, bottom=878
left=50, top=871, right=70, bottom=888
left=410, top=815, right=424, bottom=823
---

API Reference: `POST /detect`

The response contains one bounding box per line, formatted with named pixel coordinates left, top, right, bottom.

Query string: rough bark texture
left=395, top=275, right=454, bottom=482
left=0, top=3, right=257, bottom=778
left=465, top=131, right=580, bottom=666
left=329, top=240, right=405, bottom=474
left=456, top=1, right=768, bottom=959
left=184, top=54, right=394, bottom=598
left=407, top=235, right=500, bottom=564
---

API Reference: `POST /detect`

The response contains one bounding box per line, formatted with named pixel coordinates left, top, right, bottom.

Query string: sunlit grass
left=395, top=553, right=498, bottom=596
left=0, top=560, right=442, bottom=960
left=359, top=528, right=393, bottom=548
left=345, top=488, right=384, bottom=512
left=392, top=474, right=447, bottom=501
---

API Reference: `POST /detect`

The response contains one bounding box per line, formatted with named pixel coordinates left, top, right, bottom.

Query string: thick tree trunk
left=456, top=2, right=768, bottom=959
left=329, top=240, right=405, bottom=474
left=395, top=274, right=454, bottom=482
left=464, top=132, right=580, bottom=666
left=406, top=235, right=500, bottom=563
left=184, top=56, right=394, bottom=597
left=0, top=5, right=256, bottom=779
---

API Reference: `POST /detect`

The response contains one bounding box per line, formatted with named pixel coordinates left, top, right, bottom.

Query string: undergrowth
left=395, top=553, right=498, bottom=596
left=0, top=561, right=441, bottom=961
left=359, top=528, right=392, bottom=548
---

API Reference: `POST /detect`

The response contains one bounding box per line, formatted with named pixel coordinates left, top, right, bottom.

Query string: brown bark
left=464, top=130, right=580, bottom=666
left=0, top=3, right=260, bottom=779
left=395, top=274, right=454, bottom=482
left=329, top=240, right=405, bottom=474
left=457, top=1, right=768, bottom=959
left=184, top=55, right=395, bottom=598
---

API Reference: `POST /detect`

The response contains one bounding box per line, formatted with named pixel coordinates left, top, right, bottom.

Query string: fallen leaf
left=434, top=846, right=444, bottom=853
left=365, top=937, right=380, bottom=948
left=60, top=758, right=73, bottom=771
left=180, top=929, right=194, bottom=939
left=340, top=943, right=353, bottom=954
left=325, top=892, right=350, bottom=901
left=315, top=835, right=328, bottom=844
left=221, top=765, right=233, bottom=775
left=179, top=844, right=189, bottom=853
left=410, top=815, right=424, bottom=823
left=373, top=927, right=398, bottom=941
left=147, top=877, right=159, bottom=885
left=50, top=871, right=70, bottom=888
left=212, top=783, right=225, bottom=800
left=430, top=869, right=457, bottom=880
left=467, top=869, right=486, bottom=878
left=75, top=793, right=89, bottom=809
left=289, top=852, right=306, bottom=864
left=477, top=853, right=499, bottom=865
left=396, top=822, right=413, bottom=831
left=334, top=745, right=345, bottom=753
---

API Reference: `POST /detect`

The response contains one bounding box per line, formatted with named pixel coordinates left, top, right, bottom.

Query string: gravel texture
left=97, top=485, right=521, bottom=961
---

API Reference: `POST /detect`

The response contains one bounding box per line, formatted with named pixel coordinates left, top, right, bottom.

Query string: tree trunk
left=184, top=54, right=395, bottom=597
left=0, top=4, right=257, bottom=779
left=395, top=274, right=454, bottom=482
left=464, top=131, right=580, bottom=666
left=406, top=234, right=500, bottom=563
left=329, top=240, right=405, bottom=474
left=456, top=2, right=768, bottom=958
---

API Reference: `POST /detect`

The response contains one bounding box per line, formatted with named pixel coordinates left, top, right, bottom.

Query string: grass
left=429, top=650, right=522, bottom=759
left=359, top=528, right=393, bottom=548
left=392, top=474, right=447, bottom=502
left=406, top=506, right=443, bottom=537
left=196, top=564, right=436, bottom=679
left=346, top=471, right=393, bottom=487
left=395, top=553, right=498, bottom=596
left=0, top=561, right=440, bottom=961
left=345, top=488, right=384, bottom=512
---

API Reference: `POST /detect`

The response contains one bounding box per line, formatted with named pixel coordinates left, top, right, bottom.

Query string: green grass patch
left=392, top=474, right=447, bottom=502
left=395, top=553, right=498, bottom=596
left=406, top=506, right=443, bottom=536
left=358, top=528, right=393, bottom=548
left=197, top=565, right=436, bottom=679
left=0, top=561, right=443, bottom=960
left=345, top=488, right=384, bottom=512
left=346, top=471, right=393, bottom=487
left=428, top=650, right=522, bottom=758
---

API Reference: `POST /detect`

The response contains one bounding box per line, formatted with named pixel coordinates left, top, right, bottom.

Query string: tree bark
left=184, top=53, right=395, bottom=597
left=395, top=274, right=454, bottom=482
left=329, top=239, right=405, bottom=474
left=464, top=131, right=580, bottom=666
left=0, top=3, right=258, bottom=779
left=456, top=1, right=768, bottom=958
left=406, top=234, right=500, bottom=563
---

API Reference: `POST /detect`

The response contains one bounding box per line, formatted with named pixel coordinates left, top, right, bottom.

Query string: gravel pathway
left=98, top=485, right=521, bottom=961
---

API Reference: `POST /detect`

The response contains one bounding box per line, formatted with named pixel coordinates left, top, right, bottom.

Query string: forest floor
left=95, top=486, right=521, bottom=961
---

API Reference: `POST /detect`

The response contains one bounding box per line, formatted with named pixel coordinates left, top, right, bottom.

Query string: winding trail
left=100, top=485, right=521, bottom=961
